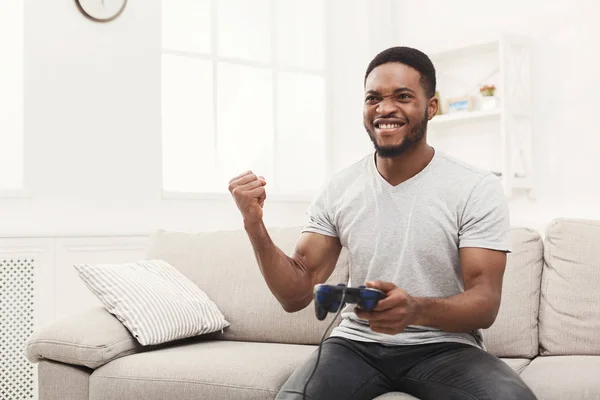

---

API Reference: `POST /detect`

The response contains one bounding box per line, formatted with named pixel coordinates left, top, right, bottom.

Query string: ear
left=427, top=96, right=439, bottom=120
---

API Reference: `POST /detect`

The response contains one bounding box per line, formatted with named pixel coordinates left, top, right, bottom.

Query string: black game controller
left=313, top=283, right=386, bottom=320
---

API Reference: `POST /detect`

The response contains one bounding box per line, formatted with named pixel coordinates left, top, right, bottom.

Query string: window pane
left=0, top=0, right=24, bottom=190
left=276, top=0, right=324, bottom=70
left=216, top=63, right=273, bottom=191
left=162, top=55, right=215, bottom=192
left=217, top=0, right=270, bottom=63
left=162, top=0, right=211, bottom=54
left=276, top=72, right=326, bottom=193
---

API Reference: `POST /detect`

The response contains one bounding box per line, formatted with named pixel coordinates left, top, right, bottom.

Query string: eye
left=397, top=93, right=412, bottom=101
left=365, top=96, right=379, bottom=104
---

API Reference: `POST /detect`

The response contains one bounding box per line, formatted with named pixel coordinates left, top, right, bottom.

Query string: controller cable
left=302, top=286, right=347, bottom=400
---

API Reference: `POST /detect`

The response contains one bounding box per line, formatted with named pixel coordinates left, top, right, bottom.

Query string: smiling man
left=229, top=46, right=537, bottom=399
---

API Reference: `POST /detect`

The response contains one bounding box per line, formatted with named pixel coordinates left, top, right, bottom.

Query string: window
left=161, top=0, right=328, bottom=197
left=0, top=1, right=24, bottom=193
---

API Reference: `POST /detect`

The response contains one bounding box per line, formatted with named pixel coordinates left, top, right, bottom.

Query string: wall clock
left=76, top=0, right=127, bottom=22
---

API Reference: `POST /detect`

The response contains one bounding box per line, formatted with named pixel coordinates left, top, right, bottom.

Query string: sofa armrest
left=25, top=306, right=143, bottom=369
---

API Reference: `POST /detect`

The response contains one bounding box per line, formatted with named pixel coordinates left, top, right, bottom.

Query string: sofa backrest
left=483, top=227, right=543, bottom=358
left=538, top=218, right=600, bottom=356
left=145, top=227, right=349, bottom=345
left=145, top=219, right=600, bottom=355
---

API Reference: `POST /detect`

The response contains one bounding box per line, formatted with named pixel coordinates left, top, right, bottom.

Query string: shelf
left=429, top=108, right=501, bottom=127
left=429, top=41, right=499, bottom=64
left=425, top=33, right=533, bottom=198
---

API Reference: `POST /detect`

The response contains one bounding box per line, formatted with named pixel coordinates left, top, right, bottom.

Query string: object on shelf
left=478, top=84, right=499, bottom=110
left=435, top=91, right=443, bottom=115
left=480, top=84, right=496, bottom=97
left=479, top=95, right=500, bottom=111
left=446, top=96, right=473, bottom=113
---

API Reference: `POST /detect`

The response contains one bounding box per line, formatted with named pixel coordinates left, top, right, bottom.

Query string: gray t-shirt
left=302, top=150, right=511, bottom=349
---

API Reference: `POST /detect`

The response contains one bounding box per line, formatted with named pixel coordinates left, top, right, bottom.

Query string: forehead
left=365, top=62, right=422, bottom=94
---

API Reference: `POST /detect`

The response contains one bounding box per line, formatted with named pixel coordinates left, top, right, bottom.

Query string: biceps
left=459, top=247, right=507, bottom=295
left=292, top=232, right=342, bottom=285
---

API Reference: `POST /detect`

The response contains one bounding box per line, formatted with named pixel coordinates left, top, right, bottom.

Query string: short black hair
left=364, top=46, right=436, bottom=98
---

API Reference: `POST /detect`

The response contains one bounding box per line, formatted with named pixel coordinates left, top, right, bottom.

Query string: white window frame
left=0, top=0, right=28, bottom=199
left=160, top=0, right=333, bottom=203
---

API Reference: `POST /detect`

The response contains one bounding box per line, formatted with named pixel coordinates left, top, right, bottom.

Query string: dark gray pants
left=276, top=337, right=537, bottom=400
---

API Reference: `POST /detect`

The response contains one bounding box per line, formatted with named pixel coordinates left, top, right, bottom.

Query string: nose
left=376, top=96, right=398, bottom=116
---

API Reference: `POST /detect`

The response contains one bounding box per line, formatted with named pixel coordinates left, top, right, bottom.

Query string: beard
left=365, top=107, right=429, bottom=158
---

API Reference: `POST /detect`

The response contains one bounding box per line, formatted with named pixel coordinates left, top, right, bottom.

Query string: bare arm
left=412, top=247, right=506, bottom=331
left=245, top=221, right=342, bottom=312
left=229, top=170, right=342, bottom=312
left=359, top=247, right=506, bottom=334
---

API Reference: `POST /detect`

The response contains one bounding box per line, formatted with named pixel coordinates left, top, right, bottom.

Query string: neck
left=375, top=141, right=434, bottom=186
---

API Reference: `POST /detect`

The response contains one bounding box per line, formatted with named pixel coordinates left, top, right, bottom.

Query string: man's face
left=363, top=62, right=435, bottom=158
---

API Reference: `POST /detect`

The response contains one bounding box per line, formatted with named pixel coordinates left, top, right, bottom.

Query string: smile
left=376, top=123, right=404, bottom=129
left=374, top=118, right=407, bottom=130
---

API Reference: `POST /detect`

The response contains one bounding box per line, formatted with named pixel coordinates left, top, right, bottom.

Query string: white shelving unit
left=427, top=33, right=534, bottom=198
left=429, top=108, right=501, bottom=126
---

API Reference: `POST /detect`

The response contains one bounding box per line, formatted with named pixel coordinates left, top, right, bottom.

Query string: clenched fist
left=228, top=171, right=267, bottom=225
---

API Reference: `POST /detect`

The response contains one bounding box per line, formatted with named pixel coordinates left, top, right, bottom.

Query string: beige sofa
left=25, top=218, right=600, bottom=400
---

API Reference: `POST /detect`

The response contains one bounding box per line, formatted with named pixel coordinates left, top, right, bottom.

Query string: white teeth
left=378, top=123, right=401, bottom=129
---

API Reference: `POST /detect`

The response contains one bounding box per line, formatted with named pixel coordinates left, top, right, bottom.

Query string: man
left=229, top=47, right=537, bottom=399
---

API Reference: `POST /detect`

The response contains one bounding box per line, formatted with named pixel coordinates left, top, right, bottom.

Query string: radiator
left=1, top=258, right=35, bottom=400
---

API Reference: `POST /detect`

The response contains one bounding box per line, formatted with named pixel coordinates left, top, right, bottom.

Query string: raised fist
left=228, top=171, right=267, bottom=224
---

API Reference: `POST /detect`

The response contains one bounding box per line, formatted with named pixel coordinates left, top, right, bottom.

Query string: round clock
left=76, top=0, right=127, bottom=22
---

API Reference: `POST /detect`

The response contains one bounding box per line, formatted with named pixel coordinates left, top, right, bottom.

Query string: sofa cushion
left=145, top=227, right=349, bottom=345
left=521, top=356, right=600, bottom=400
left=482, top=227, right=543, bottom=358
left=38, top=361, right=91, bottom=400
left=74, top=259, right=229, bottom=346
left=89, top=340, right=316, bottom=400
left=88, top=341, right=532, bottom=400
left=373, top=393, right=420, bottom=399
left=539, top=218, right=600, bottom=355
left=25, top=307, right=143, bottom=369
left=500, top=358, right=532, bottom=374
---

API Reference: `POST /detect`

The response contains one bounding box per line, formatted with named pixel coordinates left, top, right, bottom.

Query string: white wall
left=0, top=0, right=313, bottom=236
left=377, top=0, right=600, bottom=232
left=329, top=0, right=375, bottom=172
left=0, top=0, right=390, bottom=237
left=8, top=0, right=583, bottom=237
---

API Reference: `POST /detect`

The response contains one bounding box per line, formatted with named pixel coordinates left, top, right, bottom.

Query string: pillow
left=74, top=259, right=229, bottom=346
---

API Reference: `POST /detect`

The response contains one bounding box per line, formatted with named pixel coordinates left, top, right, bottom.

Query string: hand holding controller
left=304, top=284, right=386, bottom=399
left=313, top=283, right=386, bottom=320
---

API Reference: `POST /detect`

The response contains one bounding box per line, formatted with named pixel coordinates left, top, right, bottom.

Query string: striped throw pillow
left=74, top=259, right=229, bottom=346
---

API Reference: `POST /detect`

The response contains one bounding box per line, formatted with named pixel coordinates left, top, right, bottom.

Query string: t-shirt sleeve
left=302, top=184, right=338, bottom=238
left=458, top=173, right=512, bottom=252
